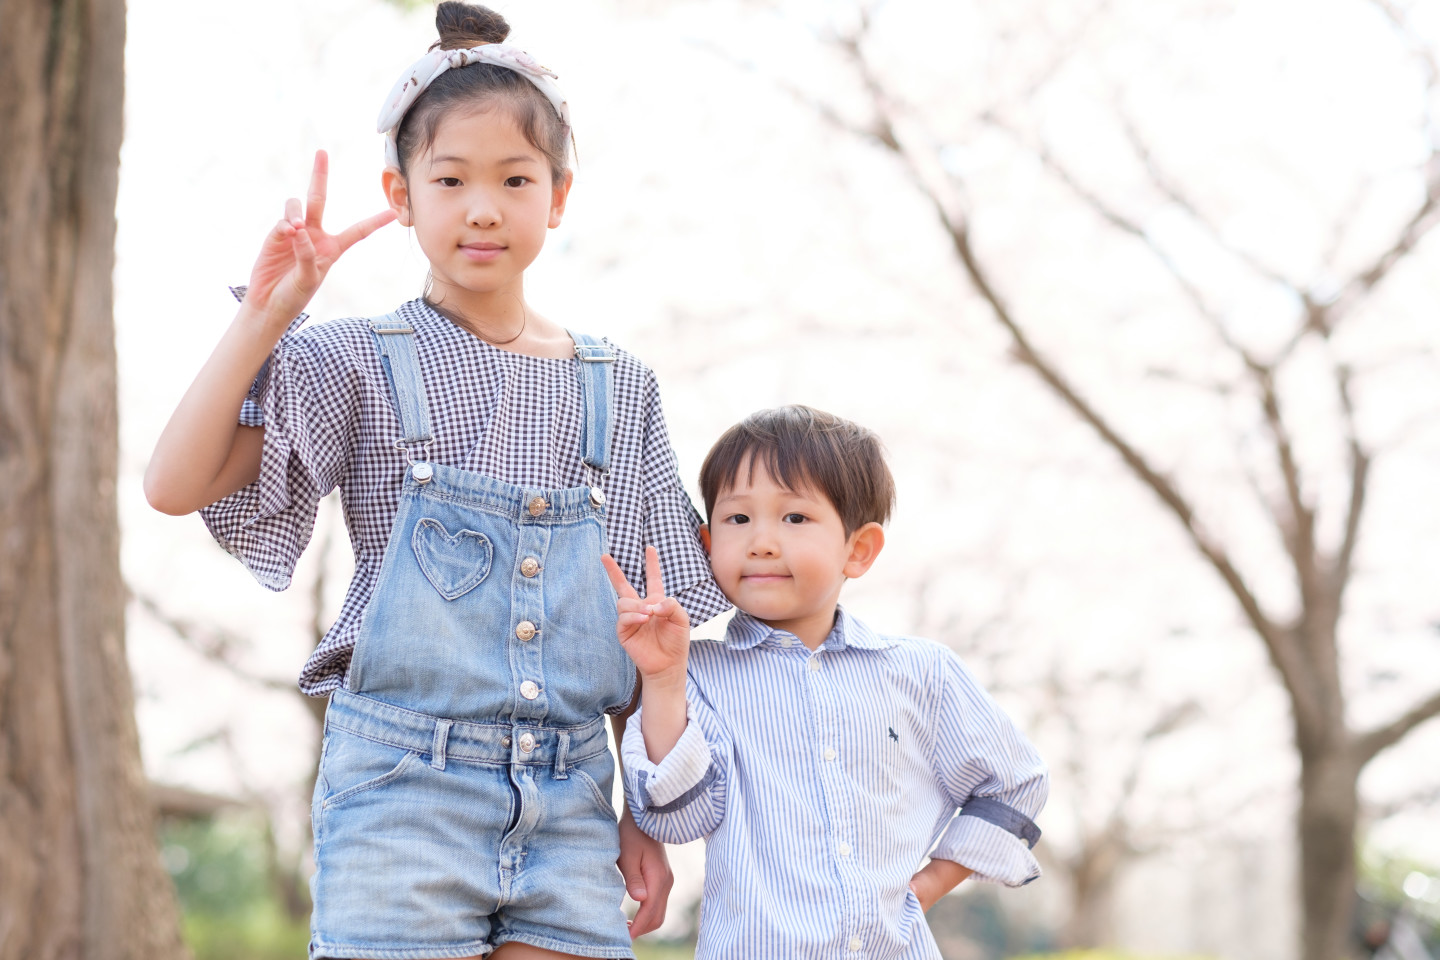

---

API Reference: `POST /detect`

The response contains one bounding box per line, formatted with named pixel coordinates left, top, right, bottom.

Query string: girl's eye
left=438, top=177, right=461, bottom=187
left=725, top=514, right=750, bottom=525
left=783, top=513, right=807, bottom=524
left=504, top=176, right=529, bottom=188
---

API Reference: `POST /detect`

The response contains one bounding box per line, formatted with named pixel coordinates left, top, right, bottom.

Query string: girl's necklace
left=425, top=298, right=528, bottom=346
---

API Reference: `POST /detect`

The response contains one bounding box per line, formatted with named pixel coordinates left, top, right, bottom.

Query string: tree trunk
left=1298, top=748, right=1359, bottom=960
left=0, top=1, right=189, bottom=958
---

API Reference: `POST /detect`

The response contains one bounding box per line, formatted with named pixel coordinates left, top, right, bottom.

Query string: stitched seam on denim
left=323, top=750, right=419, bottom=808
left=958, top=796, right=1042, bottom=848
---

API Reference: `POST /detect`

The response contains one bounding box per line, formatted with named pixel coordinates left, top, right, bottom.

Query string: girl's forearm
left=144, top=304, right=290, bottom=514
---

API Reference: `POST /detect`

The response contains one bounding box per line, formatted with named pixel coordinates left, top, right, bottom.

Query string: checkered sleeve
left=636, top=369, right=731, bottom=626
left=199, top=332, right=356, bottom=592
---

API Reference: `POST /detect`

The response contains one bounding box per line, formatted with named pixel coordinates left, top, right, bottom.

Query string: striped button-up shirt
left=622, top=609, right=1047, bottom=960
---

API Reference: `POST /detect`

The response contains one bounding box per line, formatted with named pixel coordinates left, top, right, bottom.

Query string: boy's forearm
left=911, top=857, right=973, bottom=912
left=638, top=670, right=688, bottom=764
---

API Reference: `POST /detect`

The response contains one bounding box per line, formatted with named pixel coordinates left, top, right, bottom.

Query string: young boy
left=602, top=405, right=1048, bottom=960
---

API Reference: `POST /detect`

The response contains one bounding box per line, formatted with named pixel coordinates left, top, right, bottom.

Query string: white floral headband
left=377, top=42, right=571, bottom=168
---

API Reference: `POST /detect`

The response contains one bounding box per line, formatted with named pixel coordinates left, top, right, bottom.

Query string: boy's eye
left=725, top=514, right=750, bottom=525
left=504, top=176, right=529, bottom=187
left=783, top=513, right=807, bottom=524
left=438, top=177, right=461, bottom=187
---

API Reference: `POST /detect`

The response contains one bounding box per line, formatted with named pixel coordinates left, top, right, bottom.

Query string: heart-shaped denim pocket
left=411, top=518, right=494, bottom=601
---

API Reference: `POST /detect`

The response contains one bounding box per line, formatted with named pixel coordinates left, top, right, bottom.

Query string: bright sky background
left=114, top=0, right=1440, bottom=953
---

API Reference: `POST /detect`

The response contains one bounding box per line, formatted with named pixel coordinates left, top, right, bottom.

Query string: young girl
left=145, top=5, right=728, bottom=958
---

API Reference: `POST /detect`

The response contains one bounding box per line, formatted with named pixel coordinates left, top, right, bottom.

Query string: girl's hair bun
left=434, top=2, right=510, bottom=51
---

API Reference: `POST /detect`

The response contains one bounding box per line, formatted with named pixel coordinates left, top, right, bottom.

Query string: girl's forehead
left=426, top=105, right=541, bottom=161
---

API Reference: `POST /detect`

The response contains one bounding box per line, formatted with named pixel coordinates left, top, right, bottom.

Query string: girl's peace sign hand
left=244, top=150, right=396, bottom=326
left=602, top=547, right=691, bottom=685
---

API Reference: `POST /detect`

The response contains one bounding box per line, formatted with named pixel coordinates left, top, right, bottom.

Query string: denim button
left=520, top=681, right=540, bottom=700
left=501, top=736, right=512, bottom=748
left=518, top=733, right=536, bottom=753
left=528, top=496, right=547, bottom=517
left=589, top=486, right=606, bottom=507
left=520, top=557, right=540, bottom=578
left=516, top=620, right=537, bottom=641
left=411, top=462, right=433, bottom=483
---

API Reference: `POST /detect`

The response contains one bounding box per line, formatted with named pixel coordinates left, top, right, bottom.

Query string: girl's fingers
left=601, top=554, right=639, bottom=600
left=335, top=208, right=397, bottom=253
left=292, top=228, right=320, bottom=291
left=306, top=150, right=328, bottom=228
left=643, top=546, right=664, bottom=602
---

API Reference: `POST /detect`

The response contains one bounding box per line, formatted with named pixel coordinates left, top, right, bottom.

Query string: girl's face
left=383, top=105, right=571, bottom=306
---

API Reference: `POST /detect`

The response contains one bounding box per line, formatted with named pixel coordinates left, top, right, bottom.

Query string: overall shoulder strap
left=368, top=314, right=434, bottom=454
left=568, top=330, right=615, bottom=474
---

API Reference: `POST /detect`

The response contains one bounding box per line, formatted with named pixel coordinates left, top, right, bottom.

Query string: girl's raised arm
left=144, top=151, right=394, bottom=515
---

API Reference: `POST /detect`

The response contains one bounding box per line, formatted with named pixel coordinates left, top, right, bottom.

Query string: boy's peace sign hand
left=603, top=547, right=690, bottom=685
left=244, top=150, right=396, bottom=327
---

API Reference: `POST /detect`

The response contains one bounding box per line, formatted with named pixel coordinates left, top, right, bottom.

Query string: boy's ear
left=699, top=524, right=711, bottom=556
left=548, top=168, right=574, bottom=229
left=842, top=522, right=885, bottom=580
left=381, top=166, right=412, bottom=227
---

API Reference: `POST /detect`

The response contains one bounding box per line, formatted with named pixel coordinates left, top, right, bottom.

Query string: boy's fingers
left=306, top=150, right=328, bottom=227
left=284, top=197, right=302, bottom=225
left=601, top=554, right=638, bottom=600
left=643, top=545, right=664, bottom=601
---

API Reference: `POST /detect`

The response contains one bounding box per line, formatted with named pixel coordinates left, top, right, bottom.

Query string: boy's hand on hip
left=909, top=858, right=973, bottom=913
left=603, top=546, right=690, bottom=685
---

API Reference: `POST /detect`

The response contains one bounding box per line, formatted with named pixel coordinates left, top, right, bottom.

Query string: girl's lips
left=460, top=243, right=505, bottom=262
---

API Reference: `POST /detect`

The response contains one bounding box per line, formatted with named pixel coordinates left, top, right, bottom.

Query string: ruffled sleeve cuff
left=931, top=799, right=1043, bottom=887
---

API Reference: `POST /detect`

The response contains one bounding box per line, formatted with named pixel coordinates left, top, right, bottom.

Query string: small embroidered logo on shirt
left=888, top=727, right=899, bottom=743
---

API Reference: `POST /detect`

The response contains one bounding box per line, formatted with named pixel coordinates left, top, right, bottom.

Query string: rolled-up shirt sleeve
left=927, top=650, right=1049, bottom=886
left=622, top=684, right=732, bottom=844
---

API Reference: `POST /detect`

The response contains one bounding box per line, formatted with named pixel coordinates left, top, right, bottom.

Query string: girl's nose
left=468, top=194, right=501, bottom=228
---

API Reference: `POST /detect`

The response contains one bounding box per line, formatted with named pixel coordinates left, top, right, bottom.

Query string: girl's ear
left=381, top=166, right=413, bottom=227
left=841, top=522, right=885, bottom=580
left=699, top=524, right=711, bottom=556
left=548, top=168, right=574, bottom=229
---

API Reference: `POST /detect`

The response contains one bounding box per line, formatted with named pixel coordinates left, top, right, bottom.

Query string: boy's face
left=704, top=458, right=883, bottom=648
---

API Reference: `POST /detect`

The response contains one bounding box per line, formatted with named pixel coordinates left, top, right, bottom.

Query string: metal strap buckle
left=573, top=344, right=616, bottom=362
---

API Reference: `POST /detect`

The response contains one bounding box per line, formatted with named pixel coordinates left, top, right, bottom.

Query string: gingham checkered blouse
left=201, top=296, right=730, bottom=696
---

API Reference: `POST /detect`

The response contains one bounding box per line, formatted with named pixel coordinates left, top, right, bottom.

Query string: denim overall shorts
left=308, top=316, right=638, bottom=959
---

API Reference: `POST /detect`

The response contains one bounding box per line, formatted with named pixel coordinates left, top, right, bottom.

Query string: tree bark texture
left=0, top=1, right=188, bottom=958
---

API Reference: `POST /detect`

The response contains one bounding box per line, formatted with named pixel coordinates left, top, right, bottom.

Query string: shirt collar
left=723, top=607, right=897, bottom=652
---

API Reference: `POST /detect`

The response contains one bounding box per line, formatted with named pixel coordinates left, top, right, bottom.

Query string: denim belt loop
left=431, top=719, right=452, bottom=771
left=553, top=731, right=570, bottom=779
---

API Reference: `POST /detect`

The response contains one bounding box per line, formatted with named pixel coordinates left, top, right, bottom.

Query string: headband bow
left=377, top=43, right=571, bottom=167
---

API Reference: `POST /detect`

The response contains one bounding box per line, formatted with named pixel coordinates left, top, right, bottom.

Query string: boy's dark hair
left=396, top=3, right=571, bottom=184
left=699, top=405, right=895, bottom=536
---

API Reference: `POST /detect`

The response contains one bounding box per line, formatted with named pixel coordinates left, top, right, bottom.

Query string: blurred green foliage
left=161, top=815, right=309, bottom=960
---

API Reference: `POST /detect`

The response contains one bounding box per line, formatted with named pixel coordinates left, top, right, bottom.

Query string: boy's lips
left=741, top=573, right=791, bottom=583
